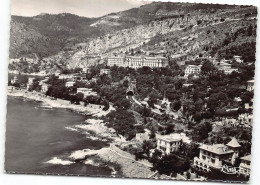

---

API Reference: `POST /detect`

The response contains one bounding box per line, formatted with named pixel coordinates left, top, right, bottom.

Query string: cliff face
left=70, top=6, right=256, bottom=57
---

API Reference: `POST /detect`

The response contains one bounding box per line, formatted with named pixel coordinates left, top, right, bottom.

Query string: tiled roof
left=241, top=155, right=251, bottom=161
left=199, top=144, right=234, bottom=155
left=226, top=137, right=241, bottom=148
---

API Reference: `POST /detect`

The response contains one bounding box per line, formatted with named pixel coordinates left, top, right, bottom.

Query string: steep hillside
left=9, top=2, right=257, bottom=68
left=59, top=5, right=256, bottom=68
left=10, top=20, right=49, bottom=58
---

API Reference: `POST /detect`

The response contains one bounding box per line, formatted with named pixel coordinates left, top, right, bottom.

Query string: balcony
left=194, top=157, right=221, bottom=169
left=239, top=163, right=250, bottom=170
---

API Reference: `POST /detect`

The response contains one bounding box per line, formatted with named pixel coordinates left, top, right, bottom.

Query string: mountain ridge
left=9, top=2, right=257, bottom=69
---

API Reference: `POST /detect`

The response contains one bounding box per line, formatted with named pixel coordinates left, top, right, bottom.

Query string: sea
left=5, top=96, right=113, bottom=177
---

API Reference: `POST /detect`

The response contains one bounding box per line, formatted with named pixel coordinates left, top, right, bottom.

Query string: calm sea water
left=5, top=96, right=112, bottom=177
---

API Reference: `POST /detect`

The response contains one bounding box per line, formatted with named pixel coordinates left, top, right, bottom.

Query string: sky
left=11, top=0, right=149, bottom=17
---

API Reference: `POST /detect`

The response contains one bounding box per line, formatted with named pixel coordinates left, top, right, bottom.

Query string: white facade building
left=233, top=56, right=243, bottom=63
left=100, top=69, right=111, bottom=75
left=28, top=77, right=35, bottom=85
left=107, top=56, right=168, bottom=69
left=239, top=155, right=251, bottom=176
left=156, top=133, right=191, bottom=154
left=217, top=62, right=238, bottom=74
left=11, top=76, right=18, bottom=84
left=82, top=67, right=91, bottom=74
left=193, top=138, right=240, bottom=171
left=184, top=65, right=201, bottom=78
left=136, top=129, right=151, bottom=143
left=77, top=88, right=97, bottom=97
left=247, top=80, right=254, bottom=91
left=41, top=83, right=50, bottom=93
left=107, top=57, right=126, bottom=67
left=65, top=81, right=75, bottom=87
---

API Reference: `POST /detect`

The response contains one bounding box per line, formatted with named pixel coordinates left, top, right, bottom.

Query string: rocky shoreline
left=7, top=89, right=114, bottom=117
left=8, top=89, right=153, bottom=178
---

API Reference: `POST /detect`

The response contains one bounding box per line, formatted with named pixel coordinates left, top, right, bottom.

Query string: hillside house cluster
left=214, top=115, right=252, bottom=128
left=107, top=56, right=168, bottom=69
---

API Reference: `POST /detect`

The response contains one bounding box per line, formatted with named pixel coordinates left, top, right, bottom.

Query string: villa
left=77, top=88, right=97, bottom=97
left=247, top=80, right=254, bottom=91
left=65, top=81, right=75, bottom=87
left=100, top=69, right=111, bottom=75
left=217, top=62, right=238, bottom=74
left=41, top=83, right=50, bottom=93
left=239, top=155, right=251, bottom=176
left=11, top=76, right=18, bottom=84
left=193, top=138, right=241, bottom=171
left=184, top=65, right=201, bottom=78
left=233, top=56, right=243, bottom=63
left=27, top=77, right=35, bottom=90
left=82, top=67, right=91, bottom=74
left=156, top=133, right=191, bottom=154
left=8, top=86, right=16, bottom=92
left=136, top=129, right=151, bottom=143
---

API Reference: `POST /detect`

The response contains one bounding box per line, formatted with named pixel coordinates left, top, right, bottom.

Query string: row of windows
left=201, top=155, right=216, bottom=164
left=158, top=140, right=181, bottom=146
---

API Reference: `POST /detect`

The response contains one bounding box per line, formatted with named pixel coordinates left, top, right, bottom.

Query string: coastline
left=58, top=145, right=154, bottom=179
left=8, top=89, right=154, bottom=178
left=7, top=89, right=115, bottom=117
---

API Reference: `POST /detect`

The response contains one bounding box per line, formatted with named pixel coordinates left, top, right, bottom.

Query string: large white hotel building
left=107, top=56, right=168, bottom=69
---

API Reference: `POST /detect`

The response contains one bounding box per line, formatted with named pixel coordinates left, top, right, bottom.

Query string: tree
left=29, top=78, right=41, bottom=92
left=180, top=142, right=200, bottom=159
left=165, top=124, right=175, bottom=135
left=152, top=154, right=190, bottom=175
left=102, top=99, right=110, bottom=111
left=192, top=122, right=213, bottom=142
left=142, top=140, right=154, bottom=156
left=149, top=127, right=156, bottom=139
left=171, top=100, right=182, bottom=111
left=76, top=93, right=84, bottom=102
left=115, top=98, right=131, bottom=110
left=148, top=92, right=158, bottom=109
left=106, top=110, right=137, bottom=140
left=201, top=60, right=217, bottom=76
